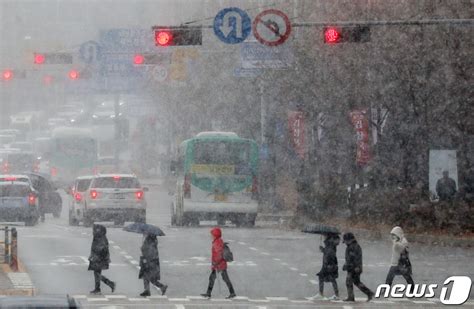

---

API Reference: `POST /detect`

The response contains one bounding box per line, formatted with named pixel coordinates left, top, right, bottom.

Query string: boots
left=90, top=289, right=101, bottom=295
left=140, top=290, right=151, bottom=297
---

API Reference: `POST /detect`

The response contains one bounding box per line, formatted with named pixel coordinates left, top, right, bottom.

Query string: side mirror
left=143, top=187, right=149, bottom=192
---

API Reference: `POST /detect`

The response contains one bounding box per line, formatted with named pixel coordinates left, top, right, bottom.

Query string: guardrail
left=0, top=226, right=18, bottom=271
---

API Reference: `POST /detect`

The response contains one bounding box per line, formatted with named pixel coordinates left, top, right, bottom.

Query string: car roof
left=95, top=173, right=137, bottom=178
left=0, top=174, right=31, bottom=179
left=76, top=175, right=94, bottom=180
left=0, top=181, right=31, bottom=186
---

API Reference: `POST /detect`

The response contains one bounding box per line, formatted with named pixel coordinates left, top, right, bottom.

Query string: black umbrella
left=302, top=224, right=340, bottom=235
left=123, top=223, right=166, bottom=236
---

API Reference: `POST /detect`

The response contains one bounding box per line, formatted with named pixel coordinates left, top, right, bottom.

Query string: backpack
left=222, top=242, right=234, bottom=262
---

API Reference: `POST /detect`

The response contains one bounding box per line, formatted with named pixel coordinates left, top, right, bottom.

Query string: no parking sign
left=252, top=9, right=291, bottom=46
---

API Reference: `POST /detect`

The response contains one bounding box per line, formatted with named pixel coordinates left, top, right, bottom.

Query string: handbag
left=398, top=248, right=412, bottom=275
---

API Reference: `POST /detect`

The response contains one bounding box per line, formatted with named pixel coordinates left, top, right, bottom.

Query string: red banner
left=350, top=109, right=371, bottom=166
left=288, top=111, right=305, bottom=159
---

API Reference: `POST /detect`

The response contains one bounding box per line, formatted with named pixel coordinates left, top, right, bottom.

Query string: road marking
left=175, top=305, right=186, bottom=309
left=280, top=262, right=288, bottom=266
left=261, top=252, right=270, bottom=255
left=273, top=258, right=281, bottom=261
left=249, top=247, right=258, bottom=251
left=413, top=300, right=436, bottom=304
left=128, top=298, right=150, bottom=301
left=289, top=267, right=298, bottom=271
left=249, top=299, right=270, bottom=303
left=256, top=307, right=267, bottom=309
left=238, top=242, right=247, bottom=245
left=149, top=295, right=168, bottom=299
left=211, top=298, right=231, bottom=302
left=291, top=300, right=313, bottom=304
left=309, top=280, right=318, bottom=285
left=113, top=245, right=121, bottom=250
left=343, top=306, right=353, bottom=309
left=300, top=273, right=308, bottom=277
left=87, top=298, right=109, bottom=302
left=105, top=295, right=127, bottom=299
left=130, top=260, right=139, bottom=265
left=233, top=296, right=249, bottom=300
left=169, top=298, right=190, bottom=302
left=124, top=255, right=133, bottom=259
left=73, top=295, right=87, bottom=298
left=109, top=241, right=115, bottom=244
left=373, top=300, right=395, bottom=304
left=266, top=297, right=288, bottom=301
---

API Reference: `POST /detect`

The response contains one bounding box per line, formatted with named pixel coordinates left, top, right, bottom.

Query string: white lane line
left=87, top=298, right=109, bottom=302
left=256, top=307, right=267, bottom=309
left=266, top=297, right=288, bottom=301
left=109, top=241, right=115, bottom=244
left=261, top=252, right=270, bottom=255
left=128, top=298, right=150, bottom=301
left=211, top=298, right=231, bottom=302
left=73, top=295, right=87, bottom=298
left=249, top=299, right=270, bottom=303
left=413, top=300, right=436, bottom=304
left=309, top=280, right=318, bottom=285
left=291, top=300, right=313, bottom=304
left=149, top=295, right=168, bottom=299
left=280, top=262, right=288, bottom=266
left=175, top=305, right=186, bottom=309
left=124, top=255, right=133, bottom=259
left=234, top=296, right=249, bottom=300
left=120, top=251, right=127, bottom=255
left=50, top=263, right=58, bottom=266
left=289, top=267, right=298, bottom=271
left=130, top=260, right=139, bottom=265
left=113, top=245, right=120, bottom=250
left=300, top=273, right=308, bottom=277
left=186, top=296, right=206, bottom=300
left=372, top=300, right=395, bottom=304
left=105, top=295, right=127, bottom=299
left=169, top=298, right=190, bottom=302
left=343, top=306, right=353, bottom=309
left=249, top=247, right=258, bottom=251
left=238, top=242, right=247, bottom=245
left=273, top=258, right=281, bottom=261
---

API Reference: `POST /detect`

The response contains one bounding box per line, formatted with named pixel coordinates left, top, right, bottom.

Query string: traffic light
left=152, top=26, right=202, bottom=46
left=324, top=26, right=370, bottom=44
left=34, top=52, right=73, bottom=64
left=2, top=69, right=13, bottom=81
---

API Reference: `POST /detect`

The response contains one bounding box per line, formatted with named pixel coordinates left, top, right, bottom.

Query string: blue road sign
left=79, top=41, right=102, bottom=64
left=213, top=7, right=251, bottom=44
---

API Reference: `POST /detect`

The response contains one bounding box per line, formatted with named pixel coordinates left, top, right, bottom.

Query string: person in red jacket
left=201, top=227, right=236, bottom=299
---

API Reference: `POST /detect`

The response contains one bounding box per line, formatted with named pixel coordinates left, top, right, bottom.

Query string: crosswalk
left=71, top=294, right=462, bottom=308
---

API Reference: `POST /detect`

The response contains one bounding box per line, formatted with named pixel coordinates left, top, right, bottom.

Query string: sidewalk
left=0, top=245, right=35, bottom=296
left=264, top=211, right=474, bottom=248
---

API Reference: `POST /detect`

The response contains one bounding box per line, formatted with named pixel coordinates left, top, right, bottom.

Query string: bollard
left=11, top=228, right=18, bottom=272
left=4, top=226, right=10, bottom=264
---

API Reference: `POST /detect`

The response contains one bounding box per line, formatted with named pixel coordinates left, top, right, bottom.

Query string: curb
left=0, top=245, right=35, bottom=296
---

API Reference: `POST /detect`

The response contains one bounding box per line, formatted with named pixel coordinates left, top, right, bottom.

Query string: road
left=9, top=181, right=474, bottom=308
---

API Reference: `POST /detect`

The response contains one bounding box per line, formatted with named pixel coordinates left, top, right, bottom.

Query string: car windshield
left=93, top=177, right=140, bottom=189
left=0, top=1, right=472, bottom=308
left=76, top=179, right=92, bottom=192
left=0, top=184, right=30, bottom=197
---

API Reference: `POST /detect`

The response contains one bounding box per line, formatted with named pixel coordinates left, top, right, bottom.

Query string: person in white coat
left=385, top=226, right=414, bottom=291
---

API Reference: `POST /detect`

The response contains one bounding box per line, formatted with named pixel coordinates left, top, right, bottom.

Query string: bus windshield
left=193, top=141, right=251, bottom=166
left=54, top=138, right=96, bottom=159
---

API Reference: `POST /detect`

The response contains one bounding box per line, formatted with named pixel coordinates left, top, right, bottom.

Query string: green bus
left=171, top=132, right=259, bottom=227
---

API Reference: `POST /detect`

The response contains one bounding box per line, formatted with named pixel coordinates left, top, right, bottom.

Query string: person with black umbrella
left=342, top=232, right=374, bottom=302
left=88, top=224, right=115, bottom=294
left=314, top=234, right=340, bottom=300
left=139, top=233, right=168, bottom=297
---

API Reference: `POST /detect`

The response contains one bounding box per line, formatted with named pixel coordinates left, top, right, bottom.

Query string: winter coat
left=139, top=234, right=160, bottom=281
left=88, top=225, right=110, bottom=271
left=343, top=239, right=363, bottom=274
left=390, top=226, right=409, bottom=266
left=211, top=227, right=227, bottom=271
left=317, top=237, right=339, bottom=281
left=436, top=177, right=457, bottom=201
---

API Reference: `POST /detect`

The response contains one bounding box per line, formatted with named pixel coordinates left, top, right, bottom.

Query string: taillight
left=51, top=167, right=57, bottom=177
left=74, top=192, right=82, bottom=202
left=28, top=194, right=36, bottom=206
left=251, top=176, right=258, bottom=199
left=135, top=190, right=144, bottom=200
left=184, top=174, right=191, bottom=198
left=90, top=190, right=98, bottom=199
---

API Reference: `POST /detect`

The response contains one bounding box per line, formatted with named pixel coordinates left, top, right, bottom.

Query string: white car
left=68, top=175, right=94, bottom=226
left=71, top=174, right=147, bottom=226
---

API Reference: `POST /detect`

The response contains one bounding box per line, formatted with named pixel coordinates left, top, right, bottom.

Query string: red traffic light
left=34, top=53, right=46, bottom=64
left=155, top=30, right=173, bottom=46
left=324, top=27, right=341, bottom=43
left=68, top=70, right=79, bottom=80
left=133, top=54, right=145, bottom=65
left=2, top=69, right=13, bottom=80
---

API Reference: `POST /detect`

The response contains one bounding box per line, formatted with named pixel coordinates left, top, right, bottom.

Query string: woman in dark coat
left=88, top=224, right=115, bottom=294
left=139, top=234, right=168, bottom=297
left=315, top=234, right=340, bottom=300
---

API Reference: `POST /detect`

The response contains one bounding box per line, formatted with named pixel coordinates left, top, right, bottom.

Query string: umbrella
left=302, top=223, right=340, bottom=235
left=123, top=223, right=166, bottom=236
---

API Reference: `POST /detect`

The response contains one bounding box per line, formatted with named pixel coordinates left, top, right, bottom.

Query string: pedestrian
left=342, top=232, right=374, bottom=302
left=88, top=224, right=115, bottom=294
left=139, top=233, right=168, bottom=297
left=436, top=170, right=457, bottom=201
left=314, top=234, right=340, bottom=300
left=201, top=227, right=236, bottom=299
left=385, top=226, right=414, bottom=291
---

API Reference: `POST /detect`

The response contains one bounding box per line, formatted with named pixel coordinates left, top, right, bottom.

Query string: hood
left=390, top=226, right=404, bottom=239
left=211, top=227, right=222, bottom=239
left=93, top=224, right=106, bottom=237
left=343, top=232, right=356, bottom=244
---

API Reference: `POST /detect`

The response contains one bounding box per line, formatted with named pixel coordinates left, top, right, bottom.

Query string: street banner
left=288, top=111, right=305, bottom=159
left=350, top=109, right=371, bottom=166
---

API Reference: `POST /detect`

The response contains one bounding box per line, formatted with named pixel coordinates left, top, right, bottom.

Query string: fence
left=0, top=226, right=18, bottom=271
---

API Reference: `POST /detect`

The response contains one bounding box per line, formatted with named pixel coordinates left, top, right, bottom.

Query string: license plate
left=112, top=193, right=125, bottom=199
left=214, top=194, right=227, bottom=202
